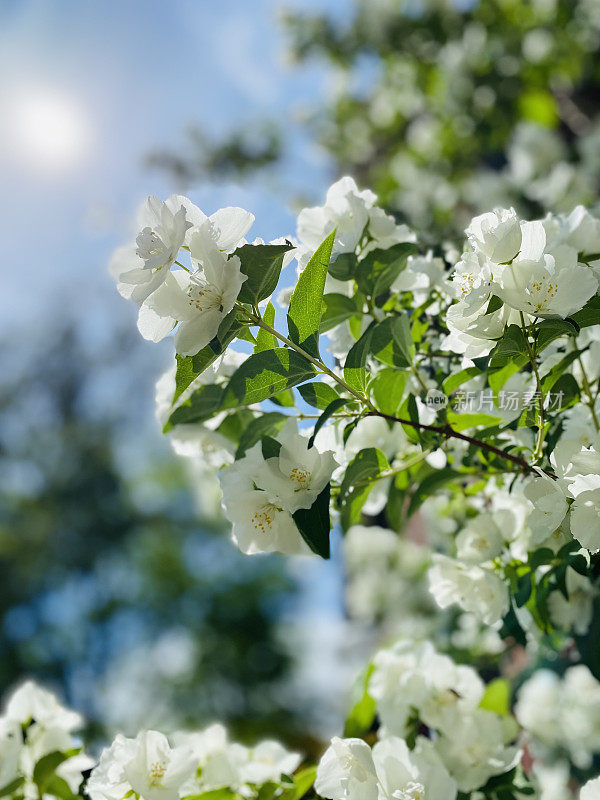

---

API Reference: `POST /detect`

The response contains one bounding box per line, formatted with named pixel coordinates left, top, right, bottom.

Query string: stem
left=364, top=411, right=556, bottom=479
left=520, top=312, right=545, bottom=462
left=577, top=355, right=600, bottom=432
left=236, top=304, right=555, bottom=480
left=331, top=451, right=432, bottom=492
left=237, top=304, right=374, bottom=408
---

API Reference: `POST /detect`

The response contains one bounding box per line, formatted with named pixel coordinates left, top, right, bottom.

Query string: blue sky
left=0, top=0, right=345, bottom=333
left=0, top=0, right=351, bottom=729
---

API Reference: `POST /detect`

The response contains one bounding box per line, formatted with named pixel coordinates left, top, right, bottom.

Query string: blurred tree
left=151, top=0, right=600, bottom=242
left=0, top=321, right=301, bottom=745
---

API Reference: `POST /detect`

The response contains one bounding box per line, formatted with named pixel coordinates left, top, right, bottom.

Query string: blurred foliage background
left=0, top=321, right=305, bottom=746
left=153, top=0, right=600, bottom=241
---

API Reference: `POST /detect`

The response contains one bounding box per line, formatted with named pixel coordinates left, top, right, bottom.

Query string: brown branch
left=364, top=411, right=557, bottom=480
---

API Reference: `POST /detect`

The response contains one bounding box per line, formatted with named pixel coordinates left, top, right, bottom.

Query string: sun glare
left=10, top=90, right=91, bottom=170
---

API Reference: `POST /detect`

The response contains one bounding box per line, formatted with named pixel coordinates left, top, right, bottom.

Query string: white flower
left=566, top=206, right=600, bottom=254
left=523, top=475, right=569, bottom=545
left=466, top=208, right=522, bottom=264
left=369, top=640, right=483, bottom=738
left=571, top=488, right=600, bottom=552
left=369, top=642, right=431, bottom=737
left=455, top=513, right=504, bottom=564
left=110, top=195, right=197, bottom=305
left=494, top=255, right=597, bottom=318
left=240, top=741, right=301, bottom=785
left=172, top=725, right=246, bottom=792
left=135, top=196, right=195, bottom=272
left=88, top=731, right=195, bottom=800
left=373, top=736, right=455, bottom=800
left=515, top=666, right=600, bottom=768
left=428, top=555, right=509, bottom=625
left=391, top=251, right=445, bottom=302
left=221, top=483, right=309, bottom=556
left=220, top=418, right=336, bottom=556
left=138, top=221, right=247, bottom=355
left=547, top=567, right=595, bottom=634
left=434, top=709, right=519, bottom=793
left=297, top=177, right=375, bottom=256
left=0, top=720, right=22, bottom=788
left=581, top=777, right=600, bottom=800
left=315, top=736, right=456, bottom=800
left=315, top=737, right=379, bottom=800
left=4, top=681, right=83, bottom=733
left=363, top=206, right=416, bottom=254
left=239, top=419, right=337, bottom=514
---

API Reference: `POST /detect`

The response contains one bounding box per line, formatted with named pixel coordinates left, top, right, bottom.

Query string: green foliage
left=293, top=484, right=332, bottom=559
left=173, top=311, right=247, bottom=402
left=169, top=349, right=316, bottom=426
left=369, top=315, right=414, bottom=368
left=337, top=447, right=390, bottom=531
left=343, top=325, right=374, bottom=394
left=355, top=242, right=417, bottom=298
left=288, top=231, right=336, bottom=356
left=344, top=663, right=376, bottom=738
left=236, top=244, right=292, bottom=306
left=320, top=293, right=361, bottom=333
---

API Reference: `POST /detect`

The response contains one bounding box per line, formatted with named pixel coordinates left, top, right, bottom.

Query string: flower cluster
left=88, top=724, right=301, bottom=800
left=446, top=206, right=600, bottom=357
left=111, top=195, right=255, bottom=355
left=0, top=681, right=93, bottom=800
left=109, top=176, right=600, bottom=797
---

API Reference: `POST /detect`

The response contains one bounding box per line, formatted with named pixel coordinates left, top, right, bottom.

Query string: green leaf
left=570, top=295, right=600, bottom=328
left=488, top=325, right=529, bottom=394
left=287, top=231, right=336, bottom=356
left=0, top=778, right=24, bottom=798
left=320, top=293, right=360, bottom=333
left=442, top=366, right=481, bottom=395
left=308, top=398, right=348, bottom=448
left=262, top=435, right=282, bottom=460
left=479, top=678, right=511, bottom=716
left=540, top=350, right=582, bottom=394
left=170, top=349, right=316, bottom=427
left=173, top=310, right=245, bottom=402
left=407, top=468, right=460, bottom=516
left=344, top=663, right=376, bottom=737
left=328, top=251, right=356, bottom=281
left=167, top=384, right=224, bottom=429
left=236, top=243, right=292, bottom=305
left=397, top=393, right=421, bottom=444
left=223, top=348, right=317, bottom=408
left=370, top=368, right=409, bottom=416
left=549, top=373, right=579, bottom=410
left=534, top=317, right=579, bottom=351
left=344, top=324, right=374, bottom=394
left=182, top=790, right=238, bottom=800
left=43, top=776, right=78, bottom=800
left=338, top=447, right=390, bottom=531
left=255, top=302, right=277, bottom=352
left=279, top=767, right=317, bottom=800
left=356, top=242, right=418, bottom=297
left=271, top=388, right=296, bottom=407
left=293, top=483, right=332, bottom=558
left=446, top=411, right=502, bottom=431
left=370, top=315, right=414, bottom=368
left=298, top=381, right=341, bottom=410
left=235, top=412, right=289, bottom=458
left=33, top=751, right=73, bottom=793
